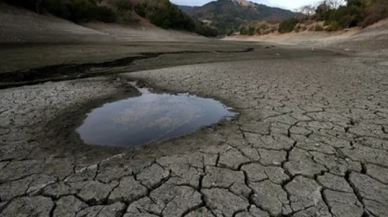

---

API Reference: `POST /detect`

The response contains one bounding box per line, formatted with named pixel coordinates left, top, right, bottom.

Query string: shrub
left=314, top=24, right=324, bottom=31
left=239, top=26, right=248, bottom=35
left=2, top=0, right=36, bottom=11
left=42, top=0, right=73, bottom=20
left=195, top=23, right=219, bottom=37
left=258, top=23, right=269, bottom=29
left=133, top=0, right=196, bottom=31
left=247, top=26, right=255, bottom=36
left=327, top=21, right=340, bottom=31
left=278, top=18, right=298, bottom=33
left=115, top=0, right=133, bottom=13
left=361, top=0, right=388, bottom=27
left=134, top=2, right=147, bottom=17
left=91, top=6, right=116, bottom=23
left=315, top=2, right=333, bottom=20
left=66, top=0, right=116, bottom=22
left=328, top=4, right=364, bottom=29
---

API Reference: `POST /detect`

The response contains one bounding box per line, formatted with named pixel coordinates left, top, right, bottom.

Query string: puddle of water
left=77, top=84, right=237, bottom=147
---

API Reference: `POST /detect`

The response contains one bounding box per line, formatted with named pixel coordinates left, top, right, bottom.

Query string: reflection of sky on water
left=77, top=90, right=236, bottom=147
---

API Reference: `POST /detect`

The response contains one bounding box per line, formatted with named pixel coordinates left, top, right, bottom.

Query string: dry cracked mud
left=1, top=44, right=388, bottom=217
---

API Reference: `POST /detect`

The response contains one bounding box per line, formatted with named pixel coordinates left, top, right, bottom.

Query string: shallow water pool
left=77, top=85, right=236, bottom=147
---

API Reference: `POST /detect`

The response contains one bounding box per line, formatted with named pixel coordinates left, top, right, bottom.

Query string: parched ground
left=1, top=43, right=388, bottom=217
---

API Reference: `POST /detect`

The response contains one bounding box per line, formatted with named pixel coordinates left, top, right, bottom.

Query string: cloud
left=171, top=0, right=323, bottom=10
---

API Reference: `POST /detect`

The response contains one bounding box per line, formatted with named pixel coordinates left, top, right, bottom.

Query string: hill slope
left=181, top=0, right=297, bottom=34
left=1, top=0, right=219, bottom=37
left=0, top=2, right=204, bottom=43
left=225, top=18, right=388, bottom=56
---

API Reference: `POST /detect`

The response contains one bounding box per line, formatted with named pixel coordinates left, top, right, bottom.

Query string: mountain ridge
left=179, top=0, right=298, bottom=34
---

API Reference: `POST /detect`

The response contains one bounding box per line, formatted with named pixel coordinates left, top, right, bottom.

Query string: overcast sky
left=171, top=0, right=323, bottom=11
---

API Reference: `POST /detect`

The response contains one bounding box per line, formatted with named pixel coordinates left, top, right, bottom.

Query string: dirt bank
left=225, top=18, right=388, bottom=55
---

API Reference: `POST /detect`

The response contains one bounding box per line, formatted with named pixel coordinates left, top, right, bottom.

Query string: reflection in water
left=77, top=86, right=237, bottom=147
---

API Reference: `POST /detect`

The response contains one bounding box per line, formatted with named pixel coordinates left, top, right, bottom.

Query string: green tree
left=278, top=18, right=298, bottom=33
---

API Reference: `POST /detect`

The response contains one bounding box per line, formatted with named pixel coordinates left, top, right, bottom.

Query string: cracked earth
left=1, top=46, right=388, bottom=217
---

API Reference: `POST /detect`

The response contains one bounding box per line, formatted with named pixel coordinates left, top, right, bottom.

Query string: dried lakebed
left=1, top=47, right=388, bottom=217
left=77, top=84, right=236, bottom=147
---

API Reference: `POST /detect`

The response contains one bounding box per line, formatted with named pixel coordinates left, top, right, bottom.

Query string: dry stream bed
left=0, top=42, right=388, bottom=217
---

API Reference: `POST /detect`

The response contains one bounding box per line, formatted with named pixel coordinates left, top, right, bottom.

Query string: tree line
left=283, top=0, right=388, bottom=32
left=3, top=0, right=117, bottom=22
left=238, top=0, right=388, bottom=36
left=3, top=0, right=219, bottom=37
left=134, top=0, right=218, bottom=36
